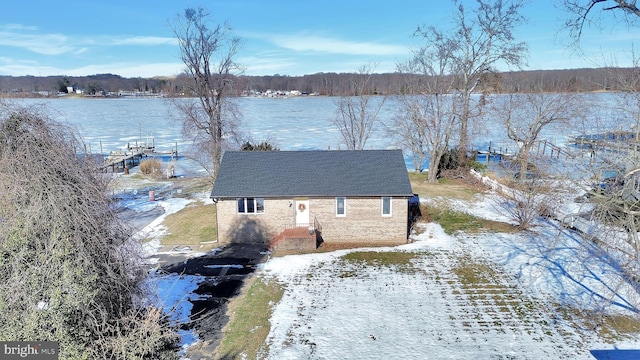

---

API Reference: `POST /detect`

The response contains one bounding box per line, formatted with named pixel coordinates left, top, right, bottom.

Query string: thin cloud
left=1, top=24, right=37, bottom=31
left=239, top=53, right=298, bottom=75
left=109, top=36, right=176, bottom=46
left=255, top=32, right=407, bottom=56
left=0, top=24, right=176, bottom=56
left=0, top=63, right=62, bottom=76
left=0, top=56, right=37, bottom=65
left=0, top=29, right=73, bottom=55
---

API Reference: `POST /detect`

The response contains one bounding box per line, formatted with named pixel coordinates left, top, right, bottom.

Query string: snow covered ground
left=259, top=194, right=640, bottom=359
left=111, top=160, right=214, bottom=353
left=125, top=160, right=640, bottom=359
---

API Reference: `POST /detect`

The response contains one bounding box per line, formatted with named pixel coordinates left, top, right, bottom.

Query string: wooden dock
left=475, top=139, right=583, bottom=166
left=100, top=141, right=178, bottom=172
left=569, top=131, right=639, bottom=154
left=474, top=141, right=515, bottom=165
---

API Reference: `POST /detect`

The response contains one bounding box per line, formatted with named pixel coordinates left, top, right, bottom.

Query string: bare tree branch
left=333, top=64, right=386, bottom=150
left=414, top=0, right=528, bottom=157
left=392, top=55, right=459, bottom=182
left=492, top=91, right=584, bottom=179
left=562, top=0, right=640, bottom=45
left=169, top=7, right=243, bottom=179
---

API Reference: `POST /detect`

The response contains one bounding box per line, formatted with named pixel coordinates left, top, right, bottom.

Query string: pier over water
left=99, top=140, right=178, bottom=172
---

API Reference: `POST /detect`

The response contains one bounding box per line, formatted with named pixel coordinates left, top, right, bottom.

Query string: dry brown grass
left=556, top=306, right=640, bottom=342
left=409, top=172, right=484, bottom=201
left=319, top=241, right=402, bottom=251
left=173, top=176, right=214, bottom=195
left=139, top=158, right=162, bottom=175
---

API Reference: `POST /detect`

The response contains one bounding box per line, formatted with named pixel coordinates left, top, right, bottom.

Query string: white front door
left=295, top=199, right=310, bottom=227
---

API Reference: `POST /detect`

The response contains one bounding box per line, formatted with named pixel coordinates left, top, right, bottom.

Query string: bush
left=241, top=140, right=279, bottom=151
left=438, top=148, right=464, bottom=177
left=466, top=160, right=487, bottom=173
left=140, top=158, right=162, bottom=175
left=0, top=104, right=178, bottom=359
left=437, top=148, right=487, bottom=179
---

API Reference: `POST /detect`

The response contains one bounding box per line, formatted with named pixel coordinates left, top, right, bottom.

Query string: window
left=336, top=197, right=346, bottom=217
left=256, top=198, right=265, bottom=213
left=237, top=198, right=264, bottom=214
left=381, top=197, right=392, bottom=216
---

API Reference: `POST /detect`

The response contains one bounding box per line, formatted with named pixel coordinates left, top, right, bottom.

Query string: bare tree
left=492, top=91, right=583, bottom=179
left=413, top=0, right=528, bottom=158
left=562, top=0, right=640, bottom=43
left=478, top=88, right=586, bottom=230
left=388, top=95, right=429, bottom=173
left=392, top=46, right=460, bottom=182
left=493, top=176, right=562, bottom=230
left=543, top=3, right=640, bottom=279
left=579, top=54, right=640, bottom=273
left=0, top=102, right=178, bottom=358
left=333, top=65, right=387, bottom=150
left=579, top=134, right=640, bottom=295
left=557, top=1, right=640, bottom=310
left=170, top=7, right=243, bottom=179
left=606, top=52, right=640, bottom=142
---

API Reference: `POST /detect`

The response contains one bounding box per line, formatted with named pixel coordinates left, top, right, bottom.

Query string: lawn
left=409, top=172, right=517, bottom=234
left=215, top=276, right=284, bottom=359
left=160, top=200, right=217, bottom=245
left=409, top=172, right=482, bottom=201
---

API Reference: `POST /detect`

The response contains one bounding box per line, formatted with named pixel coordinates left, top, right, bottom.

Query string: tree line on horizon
left=0, top=67, right=635, bottom=97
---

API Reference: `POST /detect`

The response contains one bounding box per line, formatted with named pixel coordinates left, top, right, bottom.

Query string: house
left=209, top=150, right=415, bottom=250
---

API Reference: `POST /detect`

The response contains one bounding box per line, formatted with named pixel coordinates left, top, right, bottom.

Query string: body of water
left=12, top=93, right=630, bottom=170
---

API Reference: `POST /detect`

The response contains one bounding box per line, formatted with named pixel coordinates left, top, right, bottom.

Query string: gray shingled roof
left=210, top=150, right=414, bottom=198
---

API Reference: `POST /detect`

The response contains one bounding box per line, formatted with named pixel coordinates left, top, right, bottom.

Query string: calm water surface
left=15, top=93, right=628, bottom=167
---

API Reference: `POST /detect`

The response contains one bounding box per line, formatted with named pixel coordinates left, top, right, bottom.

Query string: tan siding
left=216, top=198, right=295, bottom=243
left=310, top=197, right=408, bottom=244
left=216, top=196, right=409, bottom=245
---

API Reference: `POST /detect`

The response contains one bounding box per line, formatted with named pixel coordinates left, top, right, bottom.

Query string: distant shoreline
left=0, top=67, right=635, bottom=98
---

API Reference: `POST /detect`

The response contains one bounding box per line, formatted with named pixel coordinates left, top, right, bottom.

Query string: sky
left=1, top=0, right=639, bottom=78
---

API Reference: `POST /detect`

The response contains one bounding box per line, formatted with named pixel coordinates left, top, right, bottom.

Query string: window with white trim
left=237, top=198, right=264, bottom=214
left=336, top=197, right=346, bottom=217
left=381, top=196, right=392, bottom=216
